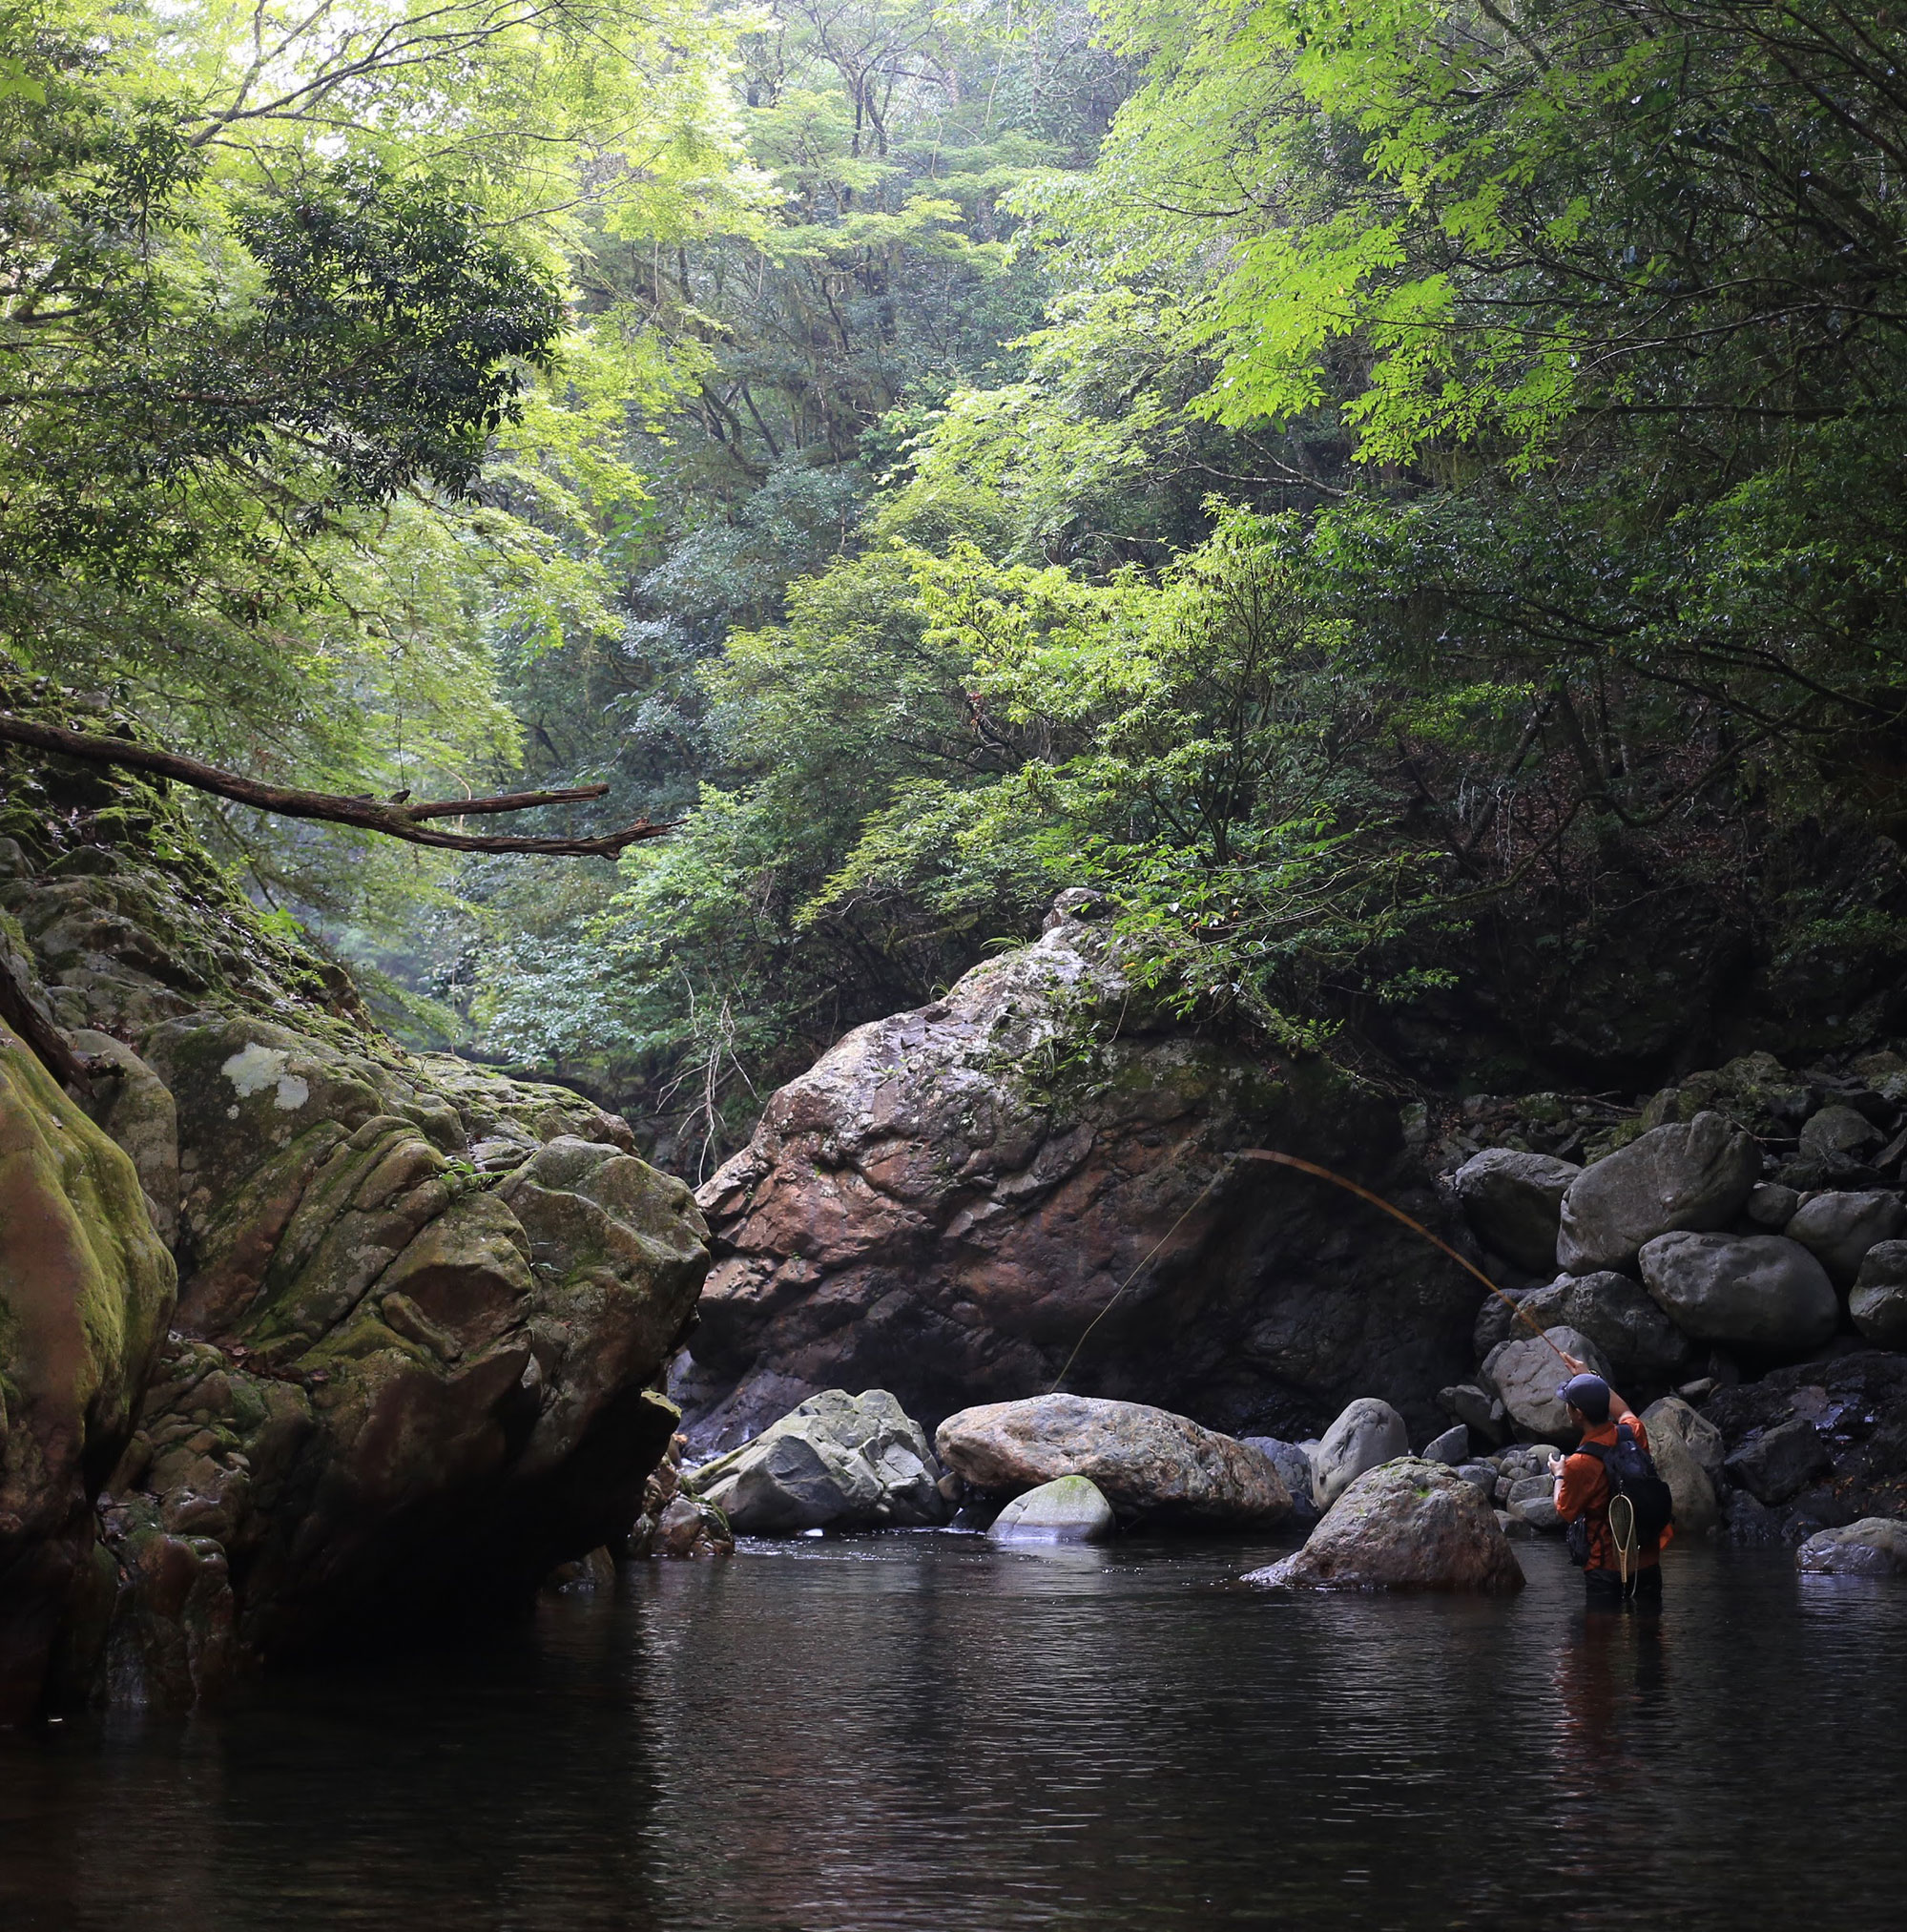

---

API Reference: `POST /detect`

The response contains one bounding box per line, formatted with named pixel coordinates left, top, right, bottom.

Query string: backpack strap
left=1570, top=1423, right=1635, bottom=1468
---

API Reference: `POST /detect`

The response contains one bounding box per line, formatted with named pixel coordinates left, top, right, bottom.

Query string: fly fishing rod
left=1235, top=1149, right=1574, bottom=1366
left=1047, top=1145, right=1572, bottom=1394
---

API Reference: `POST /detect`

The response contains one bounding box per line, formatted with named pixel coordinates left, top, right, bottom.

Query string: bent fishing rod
left=1048, top=1146, right=1571, bottom=1394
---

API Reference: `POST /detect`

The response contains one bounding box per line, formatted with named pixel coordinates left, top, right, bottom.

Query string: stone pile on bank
left=1439, top=1051, right=1907, bottom=1548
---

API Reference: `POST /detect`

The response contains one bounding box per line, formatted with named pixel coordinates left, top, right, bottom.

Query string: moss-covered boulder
left=93, top=1031, right=708, bottom=1667
left=1, top=676, right=710, bottom=1701
left=0, top=1020, right=176, bottom=1720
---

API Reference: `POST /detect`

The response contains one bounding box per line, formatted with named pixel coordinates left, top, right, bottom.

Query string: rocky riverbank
left=0, top=676, right=707, bottom=1718
left=1437, top=1064, right=1907, bottom=1547
left=675, top=884, right=1907, bottom=1559
left=10, top=671, right=1907, bottom=1718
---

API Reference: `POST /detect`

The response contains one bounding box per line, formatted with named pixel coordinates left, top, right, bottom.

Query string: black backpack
left=1564, top=1423, right=1675, bottom=1567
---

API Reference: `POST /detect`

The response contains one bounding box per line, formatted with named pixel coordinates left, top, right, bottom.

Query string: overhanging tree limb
left=0, top=714, right=670, bottom=857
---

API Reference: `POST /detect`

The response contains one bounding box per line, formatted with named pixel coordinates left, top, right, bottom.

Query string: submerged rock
left=1243, top=1460, right=1525, bottom=1593
left=1309, top=1398, right=1409, bottom=1509
left=1796, top=1518, right=1907, bottom=1575
left=935, top=1394, right=1290, bottom=1527
left=1639, top=1232, right=1838, bottom=1356
left=679, top=893, right=1479, bottom=1452
left=688, top=1389, right=946, bottom=1534
left=1450, top=1148, right=1580, bottom=1275
left=1556, top=1112, right=1760, bottom=1275
left=987, top=1475, right=1116, bottom=1545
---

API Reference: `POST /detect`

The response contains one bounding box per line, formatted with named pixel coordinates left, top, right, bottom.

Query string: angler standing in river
left=1550, top=1364, right=1676, bottom=1609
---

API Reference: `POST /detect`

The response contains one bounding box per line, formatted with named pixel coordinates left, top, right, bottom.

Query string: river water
left=2, top=1533, right=1902, bottom=1930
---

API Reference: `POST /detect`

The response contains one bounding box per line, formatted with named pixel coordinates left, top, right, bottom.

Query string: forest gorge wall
left=0, top=672, right=706, bottom=1720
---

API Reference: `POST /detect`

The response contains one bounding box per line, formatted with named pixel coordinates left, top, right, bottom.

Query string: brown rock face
left=0, top=1022, right=176, bottom=1721
left=936, top=1395, right=1290, bottom=1527
left=680, top=905, right=1480, bottom=1453
left=1244, top=1459, right=1526, bottom=1592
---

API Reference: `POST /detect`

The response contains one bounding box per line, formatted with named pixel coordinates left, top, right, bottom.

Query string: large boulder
left=1557, top=1112, right=1761, bottom=1274
left=100, top=1037, right=709, bottom=1667
left=1639, top=1232, right=1838, bottom=1356
left=987, top=1475, right=1115, bottom=1545
left=1481, top=1326, right=1610, bottom=1442
left=1785, top=1192, right=1906, bottom=1287
left=686, top=1389, right=946, bottom=1533
left=1449, top=1149, right=1580, bottom=1275
left=677, top=895, right=1480, bottom=1452
left=1796, top=1518, right=1907, bottom=1575
left=1507, top=1272, right=1694, bottom=1388
left=0, top=1023, right=176, bottom=1721
left=1637, top=1399, right=1720, bottom=1536
left=1851, top=1242, right=1907, bottom=1347
left=1243, top=1459, right=1525, bottom=1593
left=0, top=701, right=711, bottom=1702
left=1308, top=1397, right=1409, bottom=1509
left=935, top=1394, right=1290, bottom=1527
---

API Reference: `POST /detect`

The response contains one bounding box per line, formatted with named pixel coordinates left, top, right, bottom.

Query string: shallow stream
left=3, top=1535, right=1903, bottom=1929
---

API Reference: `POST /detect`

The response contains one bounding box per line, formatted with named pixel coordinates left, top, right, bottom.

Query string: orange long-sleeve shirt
left=1554, top=1407, right=1674, bottom=1571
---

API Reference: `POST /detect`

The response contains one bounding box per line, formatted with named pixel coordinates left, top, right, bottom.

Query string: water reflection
left=2, top=1537, right=1903, bottom=1930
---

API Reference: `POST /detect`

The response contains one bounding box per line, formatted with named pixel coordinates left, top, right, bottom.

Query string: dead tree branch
left=0, top=714, right=669, bottom=857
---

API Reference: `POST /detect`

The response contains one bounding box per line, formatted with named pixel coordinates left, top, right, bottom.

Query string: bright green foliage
left=518, top=0, right=1907, bottom=1153
left=1049, top=0, right=1907, bottom=463
left=11, top=0, right=1907, bottom=1162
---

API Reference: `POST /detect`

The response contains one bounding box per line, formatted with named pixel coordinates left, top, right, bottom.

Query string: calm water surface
left=1, top=1535, right=1902, bottom=1930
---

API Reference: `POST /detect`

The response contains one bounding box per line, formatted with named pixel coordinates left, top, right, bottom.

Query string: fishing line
left=1046, top=1167, right=1229, bottom=1395
left=1234, top=1150, right=1573, bottom=1366
left=1047, top=1144, right=1571, bottom=1394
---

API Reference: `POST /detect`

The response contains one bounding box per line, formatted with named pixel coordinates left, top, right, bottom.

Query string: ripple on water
left=1, top=1537, right=1902, bottom=1930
